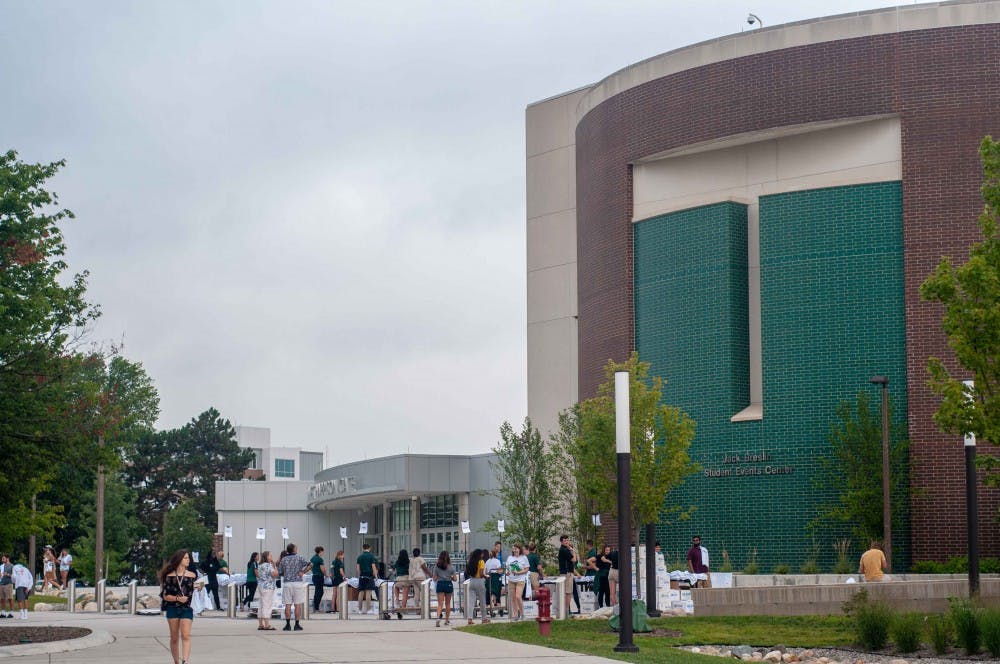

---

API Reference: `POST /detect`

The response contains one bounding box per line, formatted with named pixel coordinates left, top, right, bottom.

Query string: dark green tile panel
left=634, top=183, right=908, bottom=571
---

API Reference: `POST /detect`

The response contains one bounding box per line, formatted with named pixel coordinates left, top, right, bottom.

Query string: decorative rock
left=818, top=658, right=830, bottom=664
left=34, top=602, right=53, bottom=611
left=732, top=646, right=754, bottom=657
left=692, top=647, right=702, bottom=654
left=720, top=650, right=732, bottom=659
left=782, top=653, right=798, bottom=662
left=800, top=651, right=815, bottom=660
left=889, top=660, right=908, bottom=664
left=740, top=655, right=754, bottom=661
left=764, top=651, right=782, bottom=662
left=751, top=653, right=763, bottom=661
left=703, top=646, right=721, bottom=656
left=83, top=601, right=98, bottom=612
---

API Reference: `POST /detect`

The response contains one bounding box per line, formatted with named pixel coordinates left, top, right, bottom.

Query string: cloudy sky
left=1, top=0, right=904, bottom=461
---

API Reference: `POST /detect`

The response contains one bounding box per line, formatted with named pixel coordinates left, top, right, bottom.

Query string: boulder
left=740, top=655, right=755, bottom=661
left=889, top=660, right=908, bottom=664
left=732, top=646, right=754, bottom=658
left=764, top=651, right=782, bottom=662
left=33, top=602, right=53, bottom=611
left=83, top=601, right=98, bottom=612
left=782, top=653, right=798, bottom=662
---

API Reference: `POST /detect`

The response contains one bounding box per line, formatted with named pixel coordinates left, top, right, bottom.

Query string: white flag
left=224, top=525, right=233, bottom=538
left=192, top=551, right=200, bottom=564
left=497, top=520, right=505, bottom=533
left=461, top=521, right=470, bottom=534
left=359, top=522, right=368, bottom=535
left=281, top=527, right=289, bottom=540
left=591, top=514, right=602, bottom=527
left=256, top=527, right=266, bottom=540
left=339, top=527, right=347, bottom=539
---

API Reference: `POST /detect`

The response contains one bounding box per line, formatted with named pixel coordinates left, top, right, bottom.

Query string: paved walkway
left=0, top=611, right=621, bottom=663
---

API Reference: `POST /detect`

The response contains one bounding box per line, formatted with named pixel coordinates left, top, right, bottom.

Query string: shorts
left=165, top=605, right=194, bottom=620
left=15, top=588, right=29, bottom=602
left=0, top=585, right=11, bottom=600
left=282, top=581, right=307, bottom=605
left=609, top=568, right=619, bottom=583
left=358, top=576, right=376, bottom=591
left=529, top=572, right=540, bottom=590
left=563, top=572, right=575, bottom=592
left=395, top=574, right=410, bottom=586
left=435, top=579, right=453, bottom=594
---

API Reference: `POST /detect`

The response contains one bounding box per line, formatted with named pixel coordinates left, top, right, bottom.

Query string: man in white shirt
left=12, top=563, right=33, bottom=620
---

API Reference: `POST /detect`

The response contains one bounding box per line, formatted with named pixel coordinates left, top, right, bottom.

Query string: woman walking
left=159, top=550, right=196, bottom=664
left=58, top=549, right=72, bottom=590
left=392, top=549, right=410, bottom=619
left=42, top=547, right=58, bottom=591
left=431, top=550, right=456, bottom=627
left=328, top=550, right=345, bottom=613
left=255, top=551, right=278, bottom=630
left=243, top=552, right=259, bottom=609
left=506, top=544, right=529, bottom=621
left=464, top=549, right=490, bottom=625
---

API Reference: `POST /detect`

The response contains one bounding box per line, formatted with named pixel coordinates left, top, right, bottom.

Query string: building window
left=274, top=458, right=295, bottom=478
left=250, top=448, right=263, bottom=470
left=390, top=500, right=412, bottom=533
left=420, top=495, right=458, bottom=528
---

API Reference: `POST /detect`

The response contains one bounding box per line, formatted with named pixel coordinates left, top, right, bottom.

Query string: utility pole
left=95, top=435, right=105, bottom=583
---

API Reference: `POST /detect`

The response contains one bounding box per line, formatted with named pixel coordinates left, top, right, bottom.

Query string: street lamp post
left=869, top=375, right=891, bottom=572
left=963, top=379, right=979, bottom=597
left=614, top=371, right=638, bottom=654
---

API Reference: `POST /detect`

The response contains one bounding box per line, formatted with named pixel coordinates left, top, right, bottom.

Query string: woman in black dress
left=160, top=549, right=196, bottom=664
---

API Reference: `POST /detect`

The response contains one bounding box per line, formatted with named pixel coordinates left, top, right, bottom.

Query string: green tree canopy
left=488, top=418, right=564, bottom=560
left=811, top=391, right=909, bottom=545
left=159, top=501, right=214, bottom=567
left=562, top=353, right=698, bottom=536
left=921, top=137, right=1000, bottom=477
left=71, top=474, right=145, bottom=584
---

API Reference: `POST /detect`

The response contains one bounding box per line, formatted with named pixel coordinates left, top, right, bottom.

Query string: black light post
left=869, top=375, right=892, bottom=572
left=963, top=380, right=980, bottom=597
left=614, top=371, right=638, bottom=653
left=645, top=524, right=660, bottom=617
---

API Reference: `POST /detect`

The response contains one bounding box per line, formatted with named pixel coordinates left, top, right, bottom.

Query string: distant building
left=235, top=425, right=324, bottom=482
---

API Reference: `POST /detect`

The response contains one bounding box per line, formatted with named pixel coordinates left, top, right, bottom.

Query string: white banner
left=224, top=525, right=233, bottom=538
left=281, top=527, right=289, bottom=540
left=256, top=527, right=266, bottom=540
left=591, top=514, right=602, bottom=526
left=461, top=521, right=470, bottom=534
left=497, top=520, right=505, bottom=533
left=359, top=522, right=368, bottom=535
left=192, top=551, right=200, bottom=564
left=340, top=527, right=348, bottom=539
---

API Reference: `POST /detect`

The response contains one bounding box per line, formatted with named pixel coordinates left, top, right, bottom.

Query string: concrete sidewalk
left=0, top=611, right=621, bottom=663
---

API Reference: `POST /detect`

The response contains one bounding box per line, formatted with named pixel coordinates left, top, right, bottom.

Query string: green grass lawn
left=28, top=595, right=67, bottom=609
left=462, top=615, right=854, bottom=663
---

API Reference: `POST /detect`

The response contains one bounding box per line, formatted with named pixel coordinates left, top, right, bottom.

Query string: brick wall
left=576, top=25, right=1000, bottom=563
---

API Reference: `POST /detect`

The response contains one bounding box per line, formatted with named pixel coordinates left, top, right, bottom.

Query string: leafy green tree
left=921, top=136, right=1000, bottom=483
left=71, top=475, right=145, bottom=583
left=811, top=391, right=909, bottom=545
left=159, top=501, right=213, bottom=565
left=0, top=150, right=99, bottom=550
left=487, top=418, right=564, bottom=560
left=564, top=353, right=698, bottom=539
left=552, top=405, right=602, bottom=546
left=125, top=408, right=252, bottom=578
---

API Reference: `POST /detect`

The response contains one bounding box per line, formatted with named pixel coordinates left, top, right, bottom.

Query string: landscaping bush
left=844, top=589, right=893, bottom=651
left=950, top=597, right=981, bottom=655
left=890, top=613, right=922, bottom=653
left=928, top=615, right=951, bottom=655
left=981, top=607, right=1000, bottom=657
left=800, top=558, right=820, bottom=574
left=773, top=563, right=790, bottom=575
left=743, top=547, right=759, bottom=575
left=832, top=539, right=853, bottom=574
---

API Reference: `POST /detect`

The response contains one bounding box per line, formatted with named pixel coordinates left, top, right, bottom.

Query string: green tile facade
left=634, top=183, right=907, bottom=571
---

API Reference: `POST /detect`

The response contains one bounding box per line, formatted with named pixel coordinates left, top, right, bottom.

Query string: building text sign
left=308, top=476, right=359, bottom=502
left=703, top=451, right=794, bottom=478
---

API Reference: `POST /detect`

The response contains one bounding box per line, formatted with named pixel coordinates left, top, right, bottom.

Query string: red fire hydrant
left=535, top=585, right=552, bottom=636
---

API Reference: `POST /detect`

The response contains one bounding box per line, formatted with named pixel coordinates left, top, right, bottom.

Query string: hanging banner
left=497, top=520, right=505, bottom=533
left=256, top=527, right=266, bottom=540
left=591, top=514, right=602, bottom=527
left=224, top=525, right=233, bottom=538
left=359, top=522, right=368, bottom=535
left=191, top=551, right=200, bottom=564
left=461, top=521, right=471, bottom=534
left=340, top=527, right=348, bottom=539
left=281, top=527, right=289, bottom=540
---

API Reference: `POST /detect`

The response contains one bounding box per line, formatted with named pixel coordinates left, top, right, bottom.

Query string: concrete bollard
left=96, top=579, right=106, bottom=614
left=463, top=579, right=473, bottom=619
left=337, top=583, right=348, bottom=620
left=554, top=576, right=566, bottom=620
left=420, top=579, right=431, bottom=620
left=377, top=582, right=388, bottom=616
left=67, top=579, right=77, bottom=613
left=226, top=583, right=237, bottom=618
left=304, top=583, right=312, bottom=620
left=128, top=580, right=138, bottom=614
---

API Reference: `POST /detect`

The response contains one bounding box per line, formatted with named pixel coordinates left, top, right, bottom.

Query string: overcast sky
left=1, top=0, right=905, bottom=462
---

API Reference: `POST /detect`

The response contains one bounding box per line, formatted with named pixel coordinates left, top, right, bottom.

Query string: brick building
left=526, top=1, right=1000, bottom=569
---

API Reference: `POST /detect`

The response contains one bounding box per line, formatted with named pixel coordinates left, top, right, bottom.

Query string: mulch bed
left=0, top=626, right=91, bottom=646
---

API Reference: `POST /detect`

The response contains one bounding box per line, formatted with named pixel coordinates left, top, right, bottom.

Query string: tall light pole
left=963, top=379, right=979, bottom=597
left=869, top=376, right=891, bottom=572
left=614, top=371, right=638, bottom=654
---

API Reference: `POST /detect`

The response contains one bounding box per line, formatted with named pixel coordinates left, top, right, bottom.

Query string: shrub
left=910, top=560, right=944, bottom=574
left=718, top=548, right=733, bottom=573
left=928, top=615, right=951, bottom=655
left=950, top=597, right=981, bottom=655
left=800, top=558, right=821, bottom=574
left=844, top=589, right=893, bottom=651
left=743, top=547, right=759, bottom=575
left=832, top=538, right=853, bottom=574
left=890, top=613, right=922, bottom=653
left=773, top=563, right=790, bottom=575
left=981, top=607, right=1000, bottom=657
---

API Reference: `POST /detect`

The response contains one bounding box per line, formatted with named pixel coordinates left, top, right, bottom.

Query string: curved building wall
left=529, top=1, right=1000, bottom=565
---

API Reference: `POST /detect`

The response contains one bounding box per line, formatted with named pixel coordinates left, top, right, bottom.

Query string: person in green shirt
left=242, top=552, right=259, bottom=609
left=356, top=543, right=379, bottom=614
left=310, top=546, right=327, bottom=612
left=328, top=550, right=345, bottom=613
left=526, top=543, right=543, bottom=594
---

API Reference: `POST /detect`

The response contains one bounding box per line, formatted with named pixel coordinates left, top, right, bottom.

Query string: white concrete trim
left=575, top=1, right=1000, bottom=121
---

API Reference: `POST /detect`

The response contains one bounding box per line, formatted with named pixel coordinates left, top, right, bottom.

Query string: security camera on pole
left=613, top=371, right=638, bottom=654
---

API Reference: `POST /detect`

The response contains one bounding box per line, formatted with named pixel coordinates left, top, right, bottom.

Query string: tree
left=159, top=501, right=213, bottom=565
left=921, top=136, right=1000, bottom=483
left=124, top=408, right=252, bottom=578
left=487, top=418, right=564, bottom=560
left=71, top=474, right=145, bottom=584
left=564, top=353, right=698, bottom=537
left=811, top=391, right=909, bottom=545
left=551, top=405, right=602, bottom=546
left=0, top=150, right=99, bottom=551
